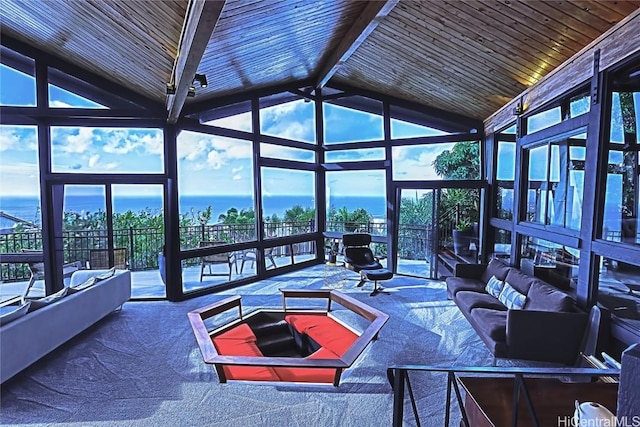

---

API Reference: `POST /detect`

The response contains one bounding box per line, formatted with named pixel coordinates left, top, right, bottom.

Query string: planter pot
left=452, top=229, right=473, bottom=256
left=328, top=253, right=337, bottom=264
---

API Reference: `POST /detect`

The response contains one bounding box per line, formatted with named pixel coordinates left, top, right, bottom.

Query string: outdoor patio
left=0, top=256, right=432, bottom=301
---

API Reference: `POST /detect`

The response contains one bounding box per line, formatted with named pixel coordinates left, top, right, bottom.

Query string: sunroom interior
left=1, top=0, right=640, bottom=379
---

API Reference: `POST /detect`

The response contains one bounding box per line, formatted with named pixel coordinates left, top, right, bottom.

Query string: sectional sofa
left=446, top=259, right=588, bottom=365
left=0, top=269, right=131, bottom=383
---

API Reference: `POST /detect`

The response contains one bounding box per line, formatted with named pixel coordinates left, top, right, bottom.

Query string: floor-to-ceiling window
left=594, top=59, right=640, bottom=353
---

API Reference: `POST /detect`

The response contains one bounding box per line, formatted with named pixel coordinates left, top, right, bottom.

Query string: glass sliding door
left=61, top=184, right=165, bottom=298
left=396, top=189, right=438, bottom=278
left=111, top=184, right=164, bottom=298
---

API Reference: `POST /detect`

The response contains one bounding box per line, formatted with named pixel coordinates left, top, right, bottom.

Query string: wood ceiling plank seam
left=434, top=1, right=566, bottom=69
left=476, top=1, right=584, bottom=56
left=371, top=24, right=528, bottom=94
left=336, top=76, right=484, bottom=119
left=101, top=1, right=186, bottom=57
left=570, top=0, right=640, bottom=25
left=206, top=41, right=333, bottom=65
left=491, top=0, right=601, bottom=47
left=341, top=53, right=502, bottom=120
left=213, top=10, right=350, bottom=40
left=204, top=43, right=329, bottom=69
left=315, top=0, right=400, bottom=88
left=342, top=54, right=503, bottom=110
left=416, top=1, right=562, bottom=86
left=347, top=38, right=514, bottom=101
left=214, top=0, right=344, bottom=25
left=342, top=67, right=492, bottom=117
left=349, top=46, right=518, bottom=112
left=542, top=0, right=624, bottom=31
left=31, top=2, right=171, bottom=71
left=460, top=0, right=583, bottom=60
left=208, top=27, right=335, bottom=52
left=478, top=1, right=592, bottom=51
left=388, top=7, right=544, bottom=87
left=484, top=9, right=640, bottom=131
left=337, top=54, right=489, bottom=112
left=338, top=58, right=458, bottom=100
left=83, top=1, right=181, bottom=61
left=390, top=5, right=556, bottom=85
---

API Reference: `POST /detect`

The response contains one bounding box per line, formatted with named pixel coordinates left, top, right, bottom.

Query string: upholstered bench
left=188, top=289, right=389, bottom=386
left=359, top=268, right=393, bottom=296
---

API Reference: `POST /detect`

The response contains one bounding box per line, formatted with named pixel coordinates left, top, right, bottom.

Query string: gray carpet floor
left=1, top=265, right=524, bottom=426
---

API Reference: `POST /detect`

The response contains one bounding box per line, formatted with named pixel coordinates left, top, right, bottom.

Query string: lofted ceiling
left=1, top=0, right=639, bottom=124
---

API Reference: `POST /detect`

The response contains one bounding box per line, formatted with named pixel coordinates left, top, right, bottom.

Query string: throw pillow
left=498, top=282, right=527, bottom=310
left=95, top=267, right=116, bottom=281
left=485, top=275, right=504, bottom=298
left=71, top=276, right=97, bottom=292
left=525, top=282, right=574, bottom=312
left=27, top=288, right=70, bottom=313
left=480, top=258, right=511, bottom=284
left=0, top=301, right=31, bottom=326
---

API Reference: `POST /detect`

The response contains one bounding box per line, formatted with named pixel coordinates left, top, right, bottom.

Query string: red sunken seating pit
left=188, top=289, right=389, bottom=386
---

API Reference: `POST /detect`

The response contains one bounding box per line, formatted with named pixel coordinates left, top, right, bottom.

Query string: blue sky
left=1, top=63, right=468, bottom=200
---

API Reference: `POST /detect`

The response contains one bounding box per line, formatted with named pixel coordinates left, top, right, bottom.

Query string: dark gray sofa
left=446, top=259, right=588, bottom=365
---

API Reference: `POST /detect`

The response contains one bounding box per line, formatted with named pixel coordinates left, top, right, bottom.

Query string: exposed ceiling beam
left=166, top=0, right=225, bottom=124
left=315, top=0, right=399, bottom=90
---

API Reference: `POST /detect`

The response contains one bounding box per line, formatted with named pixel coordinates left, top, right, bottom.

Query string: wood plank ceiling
left=1, top=0, right=639, bottom=122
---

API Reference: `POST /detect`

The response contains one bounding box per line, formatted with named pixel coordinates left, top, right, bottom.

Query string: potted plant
left=452, top=219, right=473, bottom=256
left=326, top=239, right=340, bottom=264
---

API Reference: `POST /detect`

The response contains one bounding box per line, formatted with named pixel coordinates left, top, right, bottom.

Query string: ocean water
left=0, top=195, right=387, bottom=224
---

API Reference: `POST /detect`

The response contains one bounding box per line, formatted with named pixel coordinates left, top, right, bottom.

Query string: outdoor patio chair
left=89, top=248, right=127, bottom=270
left=239, top=247, right=276, bottom=273
left=199, top=241, right=237, bottom=281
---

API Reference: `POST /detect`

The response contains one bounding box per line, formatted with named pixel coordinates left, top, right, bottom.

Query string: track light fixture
left=512, top=102, right=524, bottom=116
left=193, top=73, right=208, bottom=88
left=187, top=86, right=196, bottom=97
left=166, top=82, right=176, bottom=95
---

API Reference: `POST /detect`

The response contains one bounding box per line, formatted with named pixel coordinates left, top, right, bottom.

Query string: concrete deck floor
left=1, top=256, right=434, bottom=301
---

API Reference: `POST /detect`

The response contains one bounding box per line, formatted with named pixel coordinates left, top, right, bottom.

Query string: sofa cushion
left=67, top=276, right=97, bottom=294
left=27, top=288, right=70, bottom=313
left=285, top=314, right=358, bottom=356
left=470, top=308, right=507, bottom=341
left=274, top=347, right=340, bottom=384
left=525, top=282, right=574, bottom=312
left=480, top=259, right=511, bottom=284
left=485, top=275, right=505, bottom=298
left=505, top=268, right=536, bottom=295
left=0, top=302, right=31, bottom=326
left=455, top=291, right=507, bottom=313
left=498, top=282, right=527, bottom=310
left=447, top=277, right=486, bottom=296
left=212, top=323, right=281, bottom=382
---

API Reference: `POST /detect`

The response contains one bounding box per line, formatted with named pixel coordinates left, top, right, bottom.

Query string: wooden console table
left=459, top=376, right=618, bottom=427
left=388, top=365, right=620, bottom=427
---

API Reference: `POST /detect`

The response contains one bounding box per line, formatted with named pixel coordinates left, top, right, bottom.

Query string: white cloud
left=233, top=174, right=242, bottom=180
left=231, top=166, right=243, bottom=174
left=206, top=113, right=252, bottom=132
left=102, top=129, right=139, bottom=154
left=0, top=126, right=37, bottom=152
left=62, top=127, right=94, bottom=153
left=206, top=150, right=224, bottom=169
left=50, top=100, right=72, bottom=108
left=88, top=154, right=100, bottom=167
